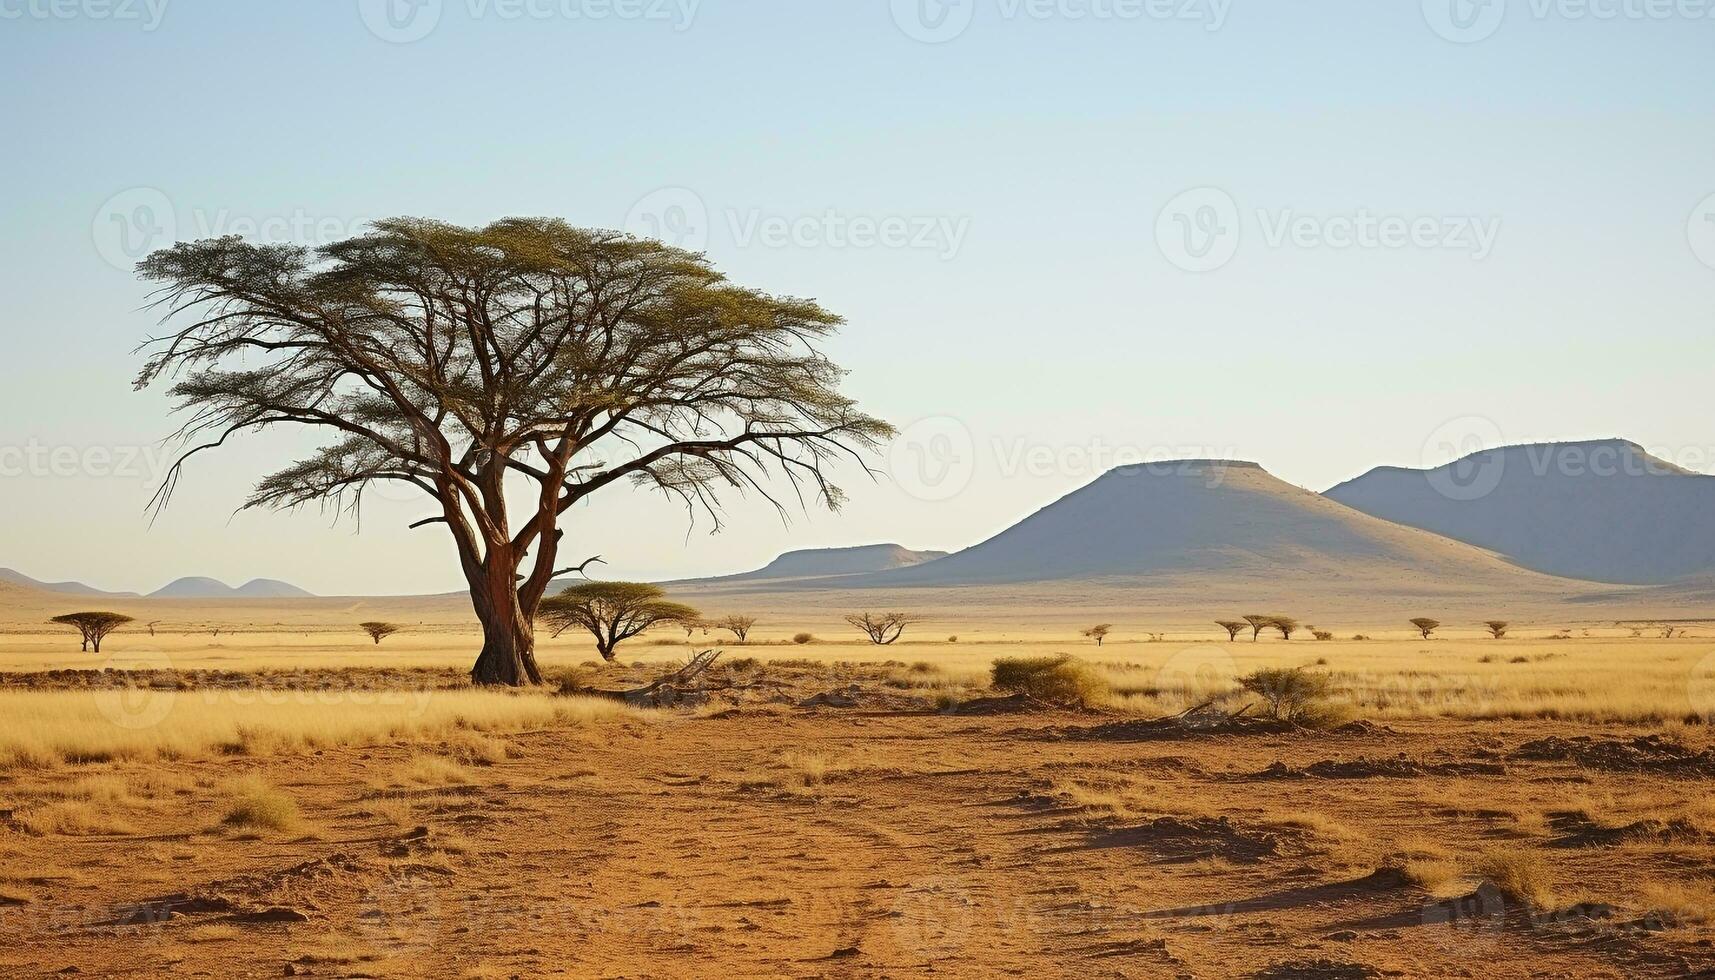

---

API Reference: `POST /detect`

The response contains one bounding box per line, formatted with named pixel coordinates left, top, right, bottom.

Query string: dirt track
left=6, top=704, right=1715, bottom=979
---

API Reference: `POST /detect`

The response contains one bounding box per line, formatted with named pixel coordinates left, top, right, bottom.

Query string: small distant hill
left=147, top=577, right=316, bottom=599
left=679, top=544, right=949, bottom=584
left=0, top=568, right=137, bottom=597
left=1325, top=438, right=1715, bottom=585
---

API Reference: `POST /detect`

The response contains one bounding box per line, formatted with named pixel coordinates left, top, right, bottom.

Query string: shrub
left=221, top=777, right=300, bottom=832
left=990, top=655, right=1110, bottom=706
left=1238, top=667, right=1336, bottom=724
left=1473, top=848, right=1556, bottom=908
left=1312, top=630, right=1333, bottom=642
left=792, top=632, right=814, bottom=645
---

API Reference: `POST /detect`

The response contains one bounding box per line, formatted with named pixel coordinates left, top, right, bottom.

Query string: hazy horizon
left=4, top=1, right=1713, bottom=595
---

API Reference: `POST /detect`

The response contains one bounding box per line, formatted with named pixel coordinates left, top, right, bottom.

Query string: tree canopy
left=50, top=612, right=134, bottom=653
left=538, top=581, right=700, bottom=661
left=134, top=218, right=891, bottom=685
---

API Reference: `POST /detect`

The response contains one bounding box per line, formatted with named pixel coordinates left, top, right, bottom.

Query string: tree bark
left=468, top=561, right=544, bottom=686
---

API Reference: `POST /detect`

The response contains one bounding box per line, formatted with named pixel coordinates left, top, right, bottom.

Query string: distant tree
left=146, top=620, right=160, bottom=637
left=133, top=219, right=890, bottom=686
left=1082, top=624, right=1113, bottom=647
left=1216, top=620, right=1247, bottom=642
left=1312, top=630, right=1334, bottom=642
left=539, top=582, right=700, bottom=661
left=719, top=615, right=758, bottom=644
left=845, top=612, right=921, bottom=645
left=1242, top=614, right=1274, bottom=642
left=1270, top=616, right=1300, bottom=641
left=1484, top=620, right=1509, bottom=640
left=681, top=617, right=710, bottom=639
left=1410, top=617, right=1441, bottom=640
left=360, top=621, right=401, bottom=645
left=1662, top=625, right=1681, bottom=639
left=49, top=612, right=134, bottom=654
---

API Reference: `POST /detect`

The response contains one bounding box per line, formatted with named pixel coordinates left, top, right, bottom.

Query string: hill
left=866, top=459, right=1557, bottom=587
left=1325, top=439, right=1715, bottom=585
left=677, top=544, right=948, bottom=584
left=147, top=577, right=316, bottom=599
left=0, top=568, right=137, bottom=597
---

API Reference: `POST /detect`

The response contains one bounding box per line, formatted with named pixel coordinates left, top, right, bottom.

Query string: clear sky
left=2, top=0, right=1713, bottom=595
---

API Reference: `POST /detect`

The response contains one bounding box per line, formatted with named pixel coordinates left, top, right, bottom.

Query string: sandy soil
left=5, top=669, right=1715, bottom=979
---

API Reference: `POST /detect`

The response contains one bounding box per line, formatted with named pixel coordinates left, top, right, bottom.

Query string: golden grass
left=1472, top=847, right=1557, bottom=908
left=0, top=690, right=634, bottom=770
left=1640, top=880, right=1715, bottom=924
left=387, top=755, right=477, bottom=788
left=220, top=775, right=301, bottom=832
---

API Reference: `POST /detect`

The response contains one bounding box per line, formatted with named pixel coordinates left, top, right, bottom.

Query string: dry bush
left=15, top=799, right=140, bottom=837
left=1640, top=881, right=1715, bottom=925
left=220, top=776, right=301, bottom=832
left=792, top=633, right=814, bottom=645
left=990, top=655, right=1110, bottom=706
left=439, top=731, right=513, bottom=766
left=1237, top=667, right=1339, bottom=725
left=1473, top=847, right=1556, bottom=908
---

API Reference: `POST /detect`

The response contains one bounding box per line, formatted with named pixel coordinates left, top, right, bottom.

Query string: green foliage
left=539, top=582, right=700, bottom=661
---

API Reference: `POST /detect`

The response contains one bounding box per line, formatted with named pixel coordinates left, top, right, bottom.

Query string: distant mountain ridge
left=676, top=544, right=949, bottom=584
left=0, top=568, right=139, bottom=598
left=853, top=457, right=1565, bottom=588
left=1325, top=438, right=1715, bottom=585
left=148, top=577, right=316, bottom=599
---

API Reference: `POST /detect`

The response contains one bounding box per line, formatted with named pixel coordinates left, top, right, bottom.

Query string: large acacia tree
left=135, top=218, right=892, bottom=686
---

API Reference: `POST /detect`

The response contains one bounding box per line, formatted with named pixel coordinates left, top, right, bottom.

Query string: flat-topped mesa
left=1327, top=437, right=1714, bottom=584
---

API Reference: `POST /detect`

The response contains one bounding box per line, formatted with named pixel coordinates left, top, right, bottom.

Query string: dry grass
left=1640, top=880, right=1715, bottom=925
left=219, top=776, right=301, bottom=832
left=387, top=755, right=478, bottom=788
left=1472, top=847, right=1557, bottom=908
left=991, top=655, right=1111, bottom=705
left=0, top=690, right=634, bottom=770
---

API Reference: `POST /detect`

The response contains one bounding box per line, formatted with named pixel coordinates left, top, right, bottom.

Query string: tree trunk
left=468, top=563, right=543, bottom=687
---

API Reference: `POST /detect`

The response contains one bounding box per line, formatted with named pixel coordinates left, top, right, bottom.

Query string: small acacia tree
left=133, top=219, right=891, bottom=686
left=1216, top=620, right=1247, bottom=642
left=538, top=582, right=699, bottom=661
left=1082, top=624, right=1112, bottom=646
left=1270, top=616, right=1300, bottom=641
left=50, top=612, right=134, bottom=653
left=361, top=621, right=401, bottom=645
left=1242, top=614, right=1273, bottom=642
left=1410, top=617, right=1441, bottom=640
left=846, top=612, right=920, bottom=645
left=1484, top=620, right=1509, bottom=640
left=718, top=614, right=757, bottom=644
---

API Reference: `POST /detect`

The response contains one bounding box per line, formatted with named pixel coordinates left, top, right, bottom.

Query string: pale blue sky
left=2, top=1, right=1713, bottom=594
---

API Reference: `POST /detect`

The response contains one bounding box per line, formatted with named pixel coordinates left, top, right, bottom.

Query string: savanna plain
left=5, top=594, right=1715, bottom=979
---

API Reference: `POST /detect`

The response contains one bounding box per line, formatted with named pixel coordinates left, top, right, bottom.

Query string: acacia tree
left=718, top=615, right=757, bottom=643
left=846, top=612, right=920, bottom=645
left=1082, top=624, right=1112, bottom=646
left=1410, top=617, right=1441, bottom=640
left=134, top=219, right=890, bottom=686
left=1484, top=620, right=1509, bottom=640
left=1216, top=620, right=1246, bottom=642
left=1242, top=614, right=1273, bottom=642
left=538, top=581, right=699, bottom=661
left=1270, top=616, right=1300, bottom=641
left=50, top=612, right=134, bottom=653
left=361, top=621, right=401, bottom=644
